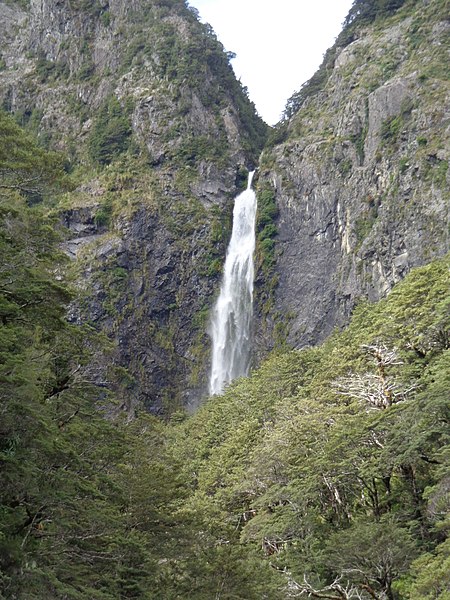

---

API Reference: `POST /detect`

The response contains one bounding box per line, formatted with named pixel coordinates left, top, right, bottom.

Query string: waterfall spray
left=209, top=171, right=257, bottom=395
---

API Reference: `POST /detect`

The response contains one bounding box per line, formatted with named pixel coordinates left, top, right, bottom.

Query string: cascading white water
left=209, top=171, right=257, bottom=395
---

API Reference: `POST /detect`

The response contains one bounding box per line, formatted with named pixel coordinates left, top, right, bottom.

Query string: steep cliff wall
left=1, top=0, right=448, bottom=412
left=255, top=0, right=449, bottom=352
left=0, top=0, right=267, bottom=413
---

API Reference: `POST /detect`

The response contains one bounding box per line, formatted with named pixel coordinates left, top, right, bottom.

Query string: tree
left=88, top=97, right=132, bottom=165
left=0, top=110, right=67, bottom=201
left=323, top=520, right=417, bottom=600
left=334, top=344, right=417, bottom=409
left=408, top=537, right=450, bottom=599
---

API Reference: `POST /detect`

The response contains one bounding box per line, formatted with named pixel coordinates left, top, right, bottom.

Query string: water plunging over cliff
left=209, top=171, right=257, bottom=395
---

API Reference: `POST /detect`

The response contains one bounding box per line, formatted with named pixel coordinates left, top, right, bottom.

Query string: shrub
left=256, top=187, right=278, bottom=272
left=381, top=114, right=403, bottom=141
left=88, top=98, right=132, bottom=165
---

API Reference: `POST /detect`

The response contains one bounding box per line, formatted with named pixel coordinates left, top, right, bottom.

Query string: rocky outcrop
left=0, top=0, right=264, bottom=166
left=0, top=0, right=266, bottom=414
left=1, top=0, right=448, bottom=413
left=64, top=198, right=218, bottom=414
left=255, top=0, right=449, bottom=351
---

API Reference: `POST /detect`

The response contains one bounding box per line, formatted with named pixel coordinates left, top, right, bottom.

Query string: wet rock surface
left=0, top=0, right=265, bottom=413
left=255, top=5, right=449, bottom=352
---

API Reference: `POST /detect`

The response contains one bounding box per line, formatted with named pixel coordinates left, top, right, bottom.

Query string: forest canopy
left=1, top=112, right=448, bottom=596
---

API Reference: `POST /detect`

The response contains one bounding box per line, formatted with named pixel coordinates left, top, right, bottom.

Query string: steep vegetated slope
left=172, top=252, right=450, bottom=599
left=1, top=0, right=449, bottom=597
left=2, top=110, right=448, bottom=596
left=255, top=0, right=449, bottom=354
left=0, top=109, right=272, bottom=599
left=0, top=0, right=267, bottom=414
left=0, top=110, right=149, bottom=598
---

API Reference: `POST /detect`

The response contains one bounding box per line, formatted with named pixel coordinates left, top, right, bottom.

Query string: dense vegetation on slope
left=1, top=0, right=449, bottom=597
left=0, top=109, right=195, bottom=598
left=1, top=109, right=448, bottom=598
left=170, top=253, right=449, bottom=598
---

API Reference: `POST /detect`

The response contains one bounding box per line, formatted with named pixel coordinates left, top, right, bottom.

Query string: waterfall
left=209, top=171, right=257, bottom=395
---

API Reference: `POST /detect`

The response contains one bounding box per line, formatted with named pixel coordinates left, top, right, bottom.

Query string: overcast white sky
left=188, top=0, right=355, bottom=125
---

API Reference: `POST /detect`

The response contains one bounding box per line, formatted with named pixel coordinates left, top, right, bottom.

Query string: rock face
left=0, top=0, right=267, bottom=413
left=1, top=0, right=448, bottom=413
left=0, top=0, right=264, bottom=167
left=64, top=199, right=219, bottom=413
left=255, top=0, right=449, bottom=352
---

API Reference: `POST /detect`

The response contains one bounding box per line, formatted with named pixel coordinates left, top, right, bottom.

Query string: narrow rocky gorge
left=1, top=0, right=449, bottom=597
left=0, top=0, right=448, bottom=412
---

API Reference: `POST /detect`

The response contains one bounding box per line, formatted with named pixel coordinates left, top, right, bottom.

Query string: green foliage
left=380, top=97, right=416, bottom=153
left=399, top=156, right=410, bottom=173
left=77, top=60, right=95, bottom=81
left=256, top=187, right=278, bottom=272
left=324, top=519, right=418, bottom=594
left=170, top=253, right=450, bottom=598
left=344, top=0, right=409, bottom=28
left=3, top=114, right=449, bottom=598
left=0, top=109, right=69, bottom=202
left=234, top=88, right=268, bottom=157
left=69, top=0, right=103, bottom=16
left=198, top=206, right=231, bottom=279
left=257, top=189, right=278, bottom=227
left=88, top=97, right=132, bottom=165
left=0, top=117, right=200, bottom=599
left=432, top=159, right=448, bottom=186
left=266, top=122, right=289, bottom=147
left=408, top=537, right=450, bottom=599
left=205, top=257, right=222, bottom=277
left=3, top=0, right=30, bottom=8
left=0, top=120, right=134, bottom=596
left=2, top=3, right=448, bottom=597
left=381, top=114, right=404, bottom=142
left=123, top=13, right=267, bottom=160
left=351, top=124, right=368, bottom=164
left=35, top=53, right=69, bottom=83
left=338, top=157, right=353, bottom=177
left=94, top=197, right=113, bottom=228
left=354, top=212, right=377, bottom=244
left=175, top=134, right=227, bottom=166
left=100, top=10, right=111, bottom=27
left=283, top=46, right=337, bottom=119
